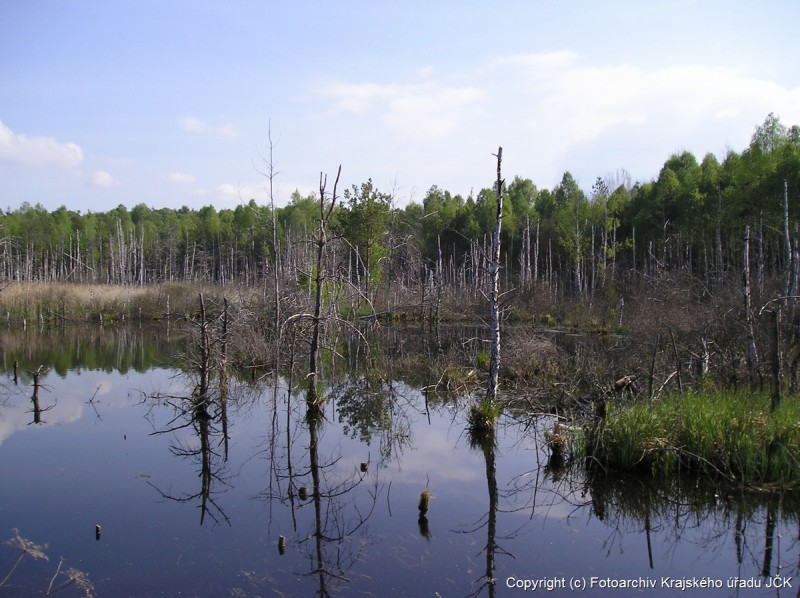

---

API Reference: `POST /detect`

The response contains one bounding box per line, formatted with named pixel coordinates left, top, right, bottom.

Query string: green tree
left=421, top=185, right=461, bottom=263
left=553, top=172, right=589, bottom=292
left=338, top=179, right=392, bottom=298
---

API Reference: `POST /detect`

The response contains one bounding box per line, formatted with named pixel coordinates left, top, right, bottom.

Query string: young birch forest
left=2, top=113, right=800, bottom=404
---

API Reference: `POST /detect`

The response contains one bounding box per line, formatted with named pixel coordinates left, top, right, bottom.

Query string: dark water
left=0, top=327, right=798, bottom=597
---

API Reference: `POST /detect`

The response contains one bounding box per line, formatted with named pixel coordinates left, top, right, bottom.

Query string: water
left=0, top=327, right=798, bottom=596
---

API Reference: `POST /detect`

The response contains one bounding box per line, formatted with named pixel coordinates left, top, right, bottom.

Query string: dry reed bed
left=0, top=282, right=261, bottom=324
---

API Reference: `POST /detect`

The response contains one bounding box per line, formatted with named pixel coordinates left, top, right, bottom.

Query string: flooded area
left=0, top=326, right=798, bottom=596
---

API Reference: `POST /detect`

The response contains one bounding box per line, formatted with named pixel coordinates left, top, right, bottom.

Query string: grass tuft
left=467, top=399, right=501, bottom=450
left=582, top=390, right=800, bottom=486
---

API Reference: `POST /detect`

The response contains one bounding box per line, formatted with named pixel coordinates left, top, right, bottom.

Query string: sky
left=1, top=0, right=799, bottom=214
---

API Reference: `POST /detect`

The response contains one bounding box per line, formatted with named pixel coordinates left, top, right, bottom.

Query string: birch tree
left=487, top=147, right=504, bottom=402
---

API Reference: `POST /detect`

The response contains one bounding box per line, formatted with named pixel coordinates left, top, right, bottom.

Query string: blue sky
left=1, top=1, right=799, bottom=213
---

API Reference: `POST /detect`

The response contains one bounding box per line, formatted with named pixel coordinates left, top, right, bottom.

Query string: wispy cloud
left=214, top=180, right=317, bottom=206
left=215, top=182, right=266, bottom=203
left=488, top=52, right=800, bottom=183
left=320, top=81, right=485, bottom=140
left=168, top=172, right=195, bottom=184
left=0, top=121, right=83, bottom=168
left=90, top=170, right=115, bottom=187
left=312, top=50, right=800, bottom=195
left=179, top=116, right=239, bottom=138
left=178, top=116, right=207, bottom=133
left=217, top=124, right=239, bottom=139
left=495, top=52, right=781, bottom=128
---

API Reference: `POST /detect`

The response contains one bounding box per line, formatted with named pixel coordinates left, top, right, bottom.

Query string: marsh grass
left=467, top=399, right=501, bottom=449
left=583, top=390, right=800, bottom=486
left=0, top=282, right=239, bottom=324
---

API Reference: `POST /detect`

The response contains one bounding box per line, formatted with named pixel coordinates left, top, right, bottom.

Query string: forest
left=0, top=113, right=797, bottom=304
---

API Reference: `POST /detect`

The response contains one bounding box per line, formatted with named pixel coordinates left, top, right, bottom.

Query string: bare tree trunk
left=743, top=225, right=758, bottom=382
left=267, top=125, right=281, bottom=333
left=487, top=147, right=504, bottom=402
left=785, top=180, right=792, bottom=304
left=758, top=214, right=765, bottom=296
left=769, top=308, right=781, bottom=412
left=534, top=218, right=540, bottom=285
left=308, top=166, right=341, bottom=405
left=793, top=221, right=799, bottom=299
left=435, top=234, right=443, bottom=328
left=716, top=191, right=723, bottom=279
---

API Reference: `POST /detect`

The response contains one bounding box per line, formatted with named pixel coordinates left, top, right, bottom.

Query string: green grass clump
left=467, top=398, right=501, bottom=449
left=475, top=350, right=490, bottom=371
left=583, top=390, right=800, bottom=486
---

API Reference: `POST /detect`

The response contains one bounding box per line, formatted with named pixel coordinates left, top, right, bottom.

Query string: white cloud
left=215, top=182, right=265, bottom=202
left=496, top=50, right=579, bottom=71
left=217, top=124, right=239, bottom=138
left=179, top=116, right=239, bottom=138
left=320, top=81, right=485, bottom=141
left=213, top=181, right=318, bottom=207
left=488, top=52, right=800, bottom=184
left=168, top=172, right=195, bottom=184
left=0, top=120, right=83, bottom=168
left=90, top=170, right=115, bottom=186
left=308, top=51, right=800, bottom=200
left=179, top=116, right=208, bottom=133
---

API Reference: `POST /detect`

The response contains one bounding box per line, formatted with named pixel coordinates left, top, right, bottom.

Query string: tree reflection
left=146, top=294, right=233, bottom=525
left=478, top=436, right=499, bottom=598
left=584, top=474, right=800, bottom=582
left=28, top=366, right=53, bottom=424
left=147, top=378, right=232, bottom=526
left=463, top=416, right=500, bottom=597
left=333, top=376, right=414, bottom=467
left=258, top=383, right=379, bottom=596
left=305, top=402, right=377, bottom=595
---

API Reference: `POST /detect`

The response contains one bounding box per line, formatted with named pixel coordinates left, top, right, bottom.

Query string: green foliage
left=337, top=179, right=392, bottom=295
left=467, top=398, right=501, bottom=449
left=0, top=113, right=797, bottom=296
left=583, top=390, right=800, bottom=485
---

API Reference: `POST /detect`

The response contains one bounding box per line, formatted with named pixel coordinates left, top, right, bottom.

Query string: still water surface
left=0, top=327, right=798, bottom=596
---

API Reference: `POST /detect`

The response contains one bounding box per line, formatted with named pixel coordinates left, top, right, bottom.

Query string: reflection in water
left=28, top=366, right=50, bottom=424
left=0, top=324, right=188, bottom=377
left=306, top=399, right=379, bottom=596
left=262, top=382, right=379, bottom=596
left=2, top=326, right=800, bottom=595
left=477, top=437, right=499, bottom=598
left=147, top=294, right=233, bottom=525
left=147, top=381, right=232, bottom=525
left=585, top=473, right=800, bottom=583
left=418, top=488, right=431, bottom=539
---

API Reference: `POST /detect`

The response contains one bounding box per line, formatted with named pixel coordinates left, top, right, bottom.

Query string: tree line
left=1, top=113, right=798, bottom=305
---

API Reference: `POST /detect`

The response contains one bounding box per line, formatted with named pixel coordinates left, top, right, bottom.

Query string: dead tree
left=487, top=147, right=504, bottom=402
left=769, top=308, right=780, bottom=412
left=784, top=180, right=792, bottom=304
left=308, top=167, right=341, bottom=406
left=743, top=225, right=758, bottom=382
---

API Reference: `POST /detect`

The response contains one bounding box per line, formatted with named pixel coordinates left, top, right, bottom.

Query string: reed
left=0, top=281, right=243, bottom=325
left=583, top=390, right=800, bottom=486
